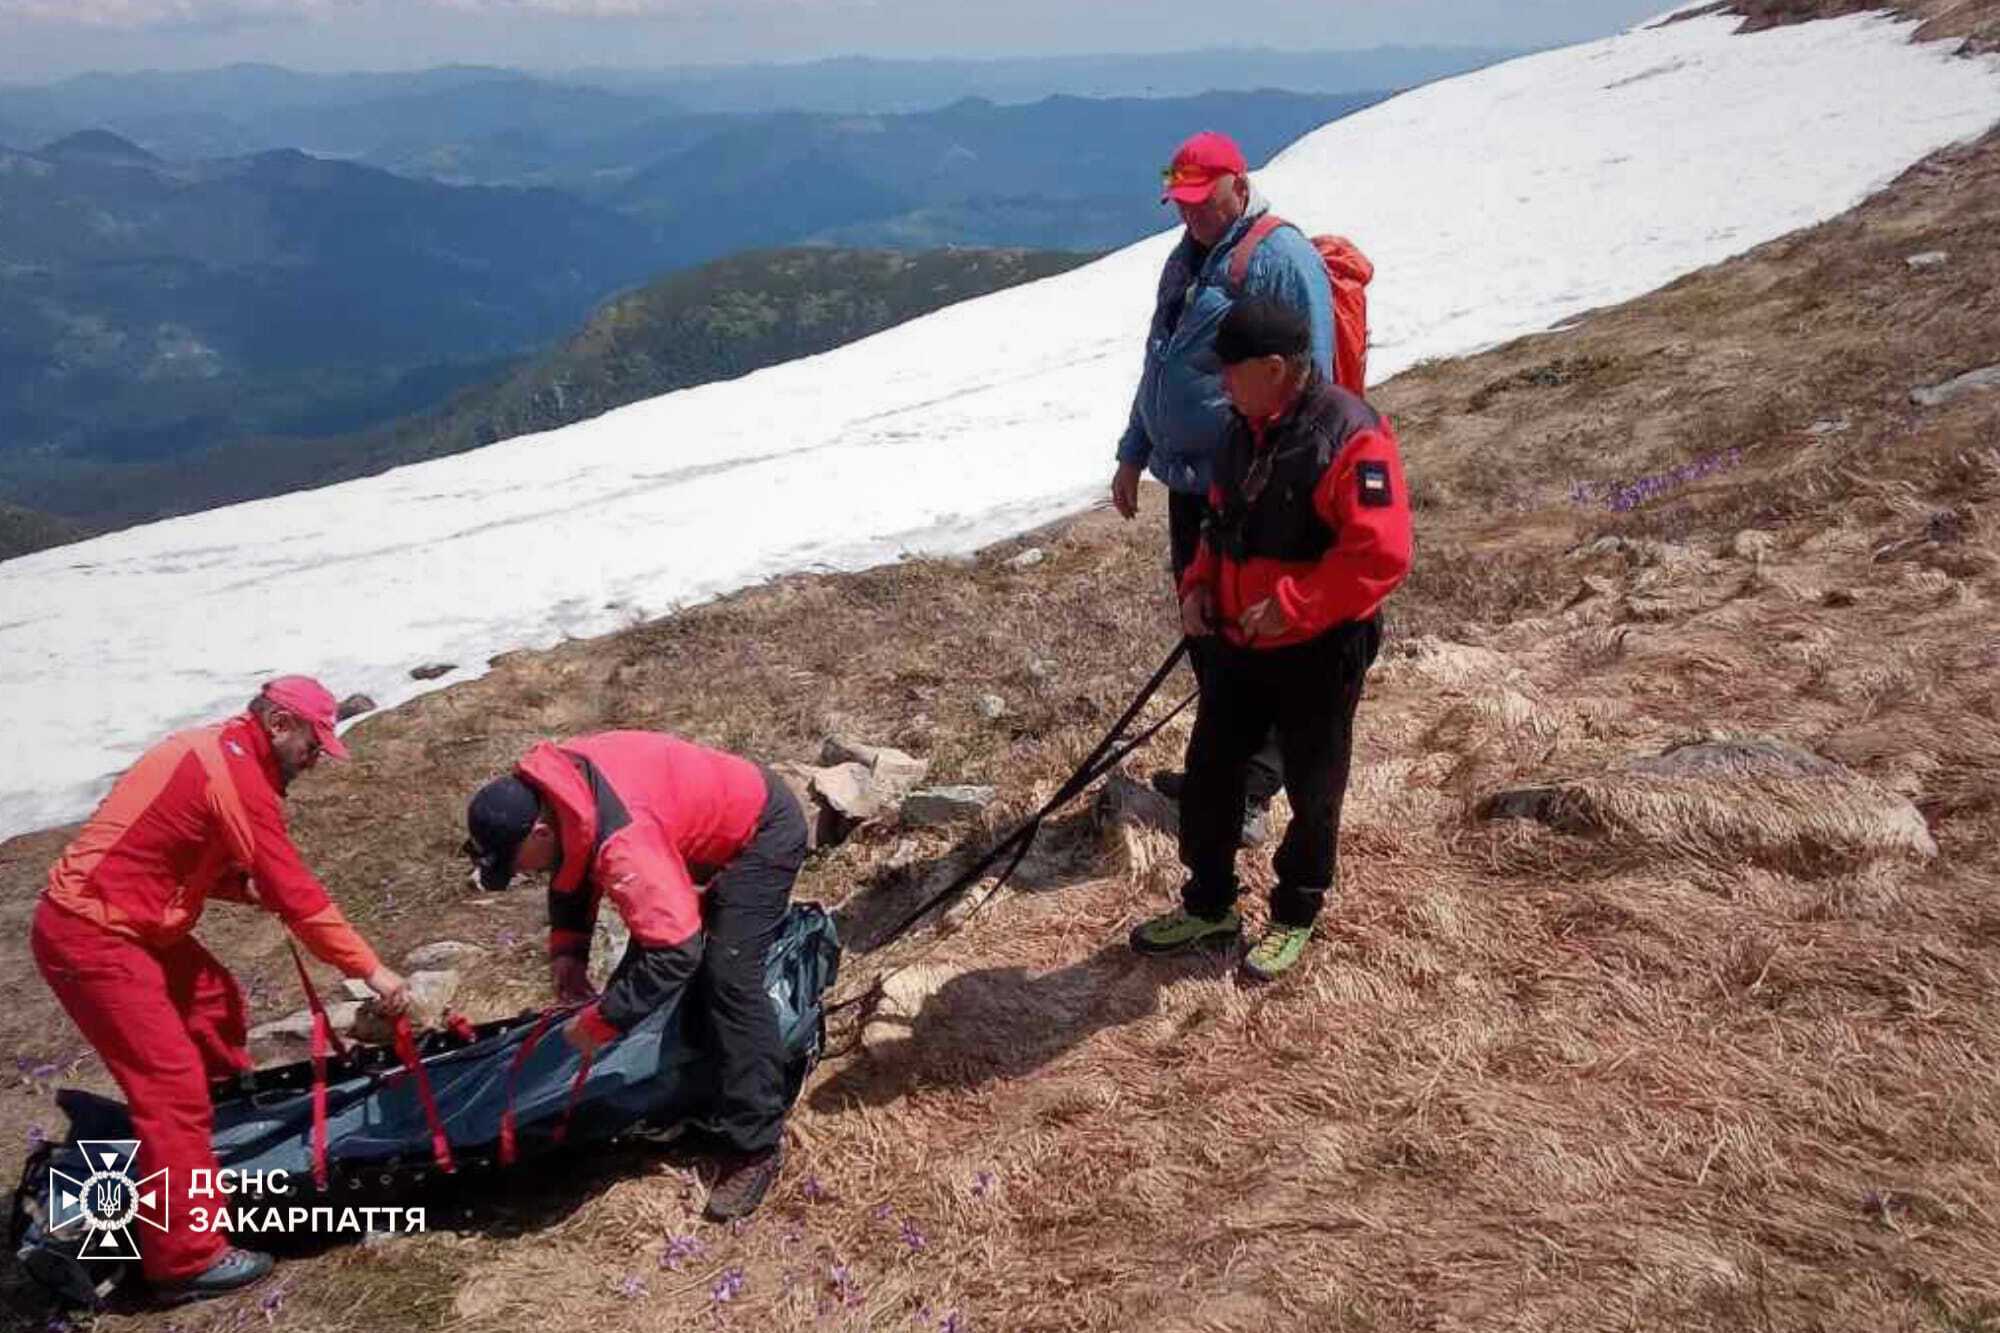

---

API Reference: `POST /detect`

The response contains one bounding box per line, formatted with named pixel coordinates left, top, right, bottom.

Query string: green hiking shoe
left=1129, top=907, right=1241, bottom=956
left=1240, top=924, right=1312, bottom=982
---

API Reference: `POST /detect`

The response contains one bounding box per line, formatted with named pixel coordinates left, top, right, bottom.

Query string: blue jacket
left=1116, top=192, right=1335, bottom=496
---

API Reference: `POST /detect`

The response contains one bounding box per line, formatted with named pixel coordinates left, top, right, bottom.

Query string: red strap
left=288, top=942, right=350, bottom=1061
left=390, top=1016, right=456, bottom=1174
left=446, top=1014, right=477, bottom=1043
left=308, top=1010, right=331, bottom=1193
left=1227, top=213, right=1289, bottom=290
left=497, top=1010, right=560, bottom=1167
left=552, top=1047, right=595, bottom=1147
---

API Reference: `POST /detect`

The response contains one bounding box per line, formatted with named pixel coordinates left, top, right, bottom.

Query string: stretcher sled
left=10, top=902, right=840, bottom=1308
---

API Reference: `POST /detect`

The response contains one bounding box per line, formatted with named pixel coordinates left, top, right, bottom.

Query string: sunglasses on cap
left=1162, top=162, right=1231, bottom=191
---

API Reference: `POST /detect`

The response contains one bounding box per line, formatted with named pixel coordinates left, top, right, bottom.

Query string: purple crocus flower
left=802, top=1174, right=828, bottom=1203
left=661, top=1233, right=705, bottom=1271
left=617, top=1275, right=648, bottom=1301
left=871, top=1202, right=895, bottom=1222
left=899, top=1218, right=927, bottom=1254
left=939, top=1313, right=964, bottom=1333
left=711, top=1267, right=746, bottom=1304
left=829, top=1261, right=862, bottom=1307
left=970, top=1171, right=996, bottom=1199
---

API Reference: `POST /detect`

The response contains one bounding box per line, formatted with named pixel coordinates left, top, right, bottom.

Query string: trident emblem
left=47, top=1140, right=169, bottom=1262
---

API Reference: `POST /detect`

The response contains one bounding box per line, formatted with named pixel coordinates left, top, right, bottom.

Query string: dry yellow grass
left=3, top=7, right=2000, bottom=1331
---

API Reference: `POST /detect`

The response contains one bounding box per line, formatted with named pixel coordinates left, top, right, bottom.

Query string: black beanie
left=1214, top=294, right=1311, bottom=365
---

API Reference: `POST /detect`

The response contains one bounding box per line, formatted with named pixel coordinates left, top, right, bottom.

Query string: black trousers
left=1178, top=618, right=1380, bottom=928
left=609, top=768, right=806, bottom=1153
left=1169, top=489, right=1284, bottom=808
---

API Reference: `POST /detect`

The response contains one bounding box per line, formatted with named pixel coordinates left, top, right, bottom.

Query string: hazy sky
left=0, top=1, right=1679, bottom=82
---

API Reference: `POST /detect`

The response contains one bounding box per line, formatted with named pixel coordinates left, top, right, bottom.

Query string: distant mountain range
left=0, top=55, right=1512, bottom=558
left=0, top=48, right=1523, bottom=147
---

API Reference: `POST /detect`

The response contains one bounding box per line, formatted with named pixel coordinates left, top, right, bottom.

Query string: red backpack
left=1227, top=214, right=1373, bottom=396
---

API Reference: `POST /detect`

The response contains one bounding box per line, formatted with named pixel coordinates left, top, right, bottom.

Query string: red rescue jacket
left=41, top=714, right=381, bottom=978
left=515, top=732, right=767, bottom=962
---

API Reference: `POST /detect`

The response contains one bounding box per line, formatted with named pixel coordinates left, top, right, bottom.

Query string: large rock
left=250, top=1002, right=361, bottom=1044
left=350, top=970, right=462, bottom=1044
left=798, top=741, right=931, bottom=821
left=409, top=662, right=457, bottom=681
left=1479, top=736, right=1936, bottom=872
left=810, top=762, right=888, bottom=821
left=336, top=693, right=377, bottom=722
left=1911, top=365, right=2000, bottom=409
left=404, top=940, right=488, bottom=971
left=902, top=786, right=997, bottom=827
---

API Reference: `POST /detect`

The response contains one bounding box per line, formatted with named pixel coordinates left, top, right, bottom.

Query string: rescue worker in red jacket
left=31, top=676, right=410, bottom=1304
left=461, top=730, right=807, bottom=1221
left=1129, top=295, right=1413, bottom=981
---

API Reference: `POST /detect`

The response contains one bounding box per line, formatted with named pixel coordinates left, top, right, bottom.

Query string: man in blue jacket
left=1109, top=130, right=1335, bottom=840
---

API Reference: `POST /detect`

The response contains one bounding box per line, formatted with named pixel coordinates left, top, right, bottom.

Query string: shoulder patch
left=1358, top=459, right=1393, bottom=508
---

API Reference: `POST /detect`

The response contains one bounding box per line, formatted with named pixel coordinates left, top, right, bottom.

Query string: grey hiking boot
left=705, top=1144, right=784, bottom=1222
left=152, top=1247, right=274, bottom=1306
left=1149, top=772, right=1273, bottom=847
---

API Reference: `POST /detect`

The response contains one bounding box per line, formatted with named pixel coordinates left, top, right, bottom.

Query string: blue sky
left=0, top=1, right=1679, bottom=81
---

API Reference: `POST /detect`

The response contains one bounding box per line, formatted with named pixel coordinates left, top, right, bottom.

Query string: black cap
left=464, top=775, right=540, bottom=891
left=1215, top=294, right=1311, bottom=366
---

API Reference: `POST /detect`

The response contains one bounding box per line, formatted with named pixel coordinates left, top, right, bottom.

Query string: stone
left=819, top=735, right=880, bottom=767
left=587, top=913, right=631, bottom=995
left=336, top=693, right=378, bottom=722
left=409, top=662, right=457, bottom=681
left=812, top=762, right=889, bottom=821
left=404, top=940, right=488, bottom=971
left=901, top=786, right=997, bottom=827
left=868, top=747, right=930, bottom=800
left=250, top=1002, right=361, bottom=1044
left=1730, top=529, right=1777, bottom=561
left=349, top=970, right=461, bottom=1044
left=976, top=694, right=1007, bottom=721
left=1092, top=772, right=1180, bottom=834
left=340, top=978, right=375, bottom=1002
left=1027, top=659, right=1054, bottom=681
left=1911, top=365, right=2000, bottom=409
left=352, top=964, right=464, bottom=1040
left=1004, top=547, right=1046, bottom=570
left=1905, top=251, right=1949, bottom=269
left=1805, top=417, right=1849, bottom=438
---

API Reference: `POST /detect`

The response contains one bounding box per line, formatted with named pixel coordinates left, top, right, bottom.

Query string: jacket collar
left=225, top=712, right=287, bottom=796
left=516, top=742, right=598, bottom=894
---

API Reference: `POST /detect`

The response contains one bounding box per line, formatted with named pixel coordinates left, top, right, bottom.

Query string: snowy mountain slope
left=3, top=9, right=1998, bottom=840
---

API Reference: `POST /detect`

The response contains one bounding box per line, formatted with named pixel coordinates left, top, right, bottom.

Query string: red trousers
left=31, top=900, right=251, bottom=1281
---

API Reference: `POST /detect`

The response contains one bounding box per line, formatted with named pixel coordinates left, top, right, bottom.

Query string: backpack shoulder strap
left=1226, top=213, right=1291, bottom=290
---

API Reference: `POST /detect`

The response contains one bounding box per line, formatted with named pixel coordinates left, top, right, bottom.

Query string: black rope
left=823, top=641, right=1194, bottom=1020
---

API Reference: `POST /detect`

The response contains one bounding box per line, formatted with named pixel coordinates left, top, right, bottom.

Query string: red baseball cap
left=1161, top=131, right=1248, bottom=204
left=259, top=675, right=350, bottom=760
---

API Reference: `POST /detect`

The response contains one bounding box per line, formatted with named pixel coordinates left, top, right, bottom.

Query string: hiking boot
left=1151, top=771, right=1272, bottom=846
left=152, top=1248, right=274, bottom=1306
left=1240, top=924, right=1313, bottom=983
left=1128, top=907, right=1241, bottom=955
left=705, top=1144, right=784, bottom=1222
